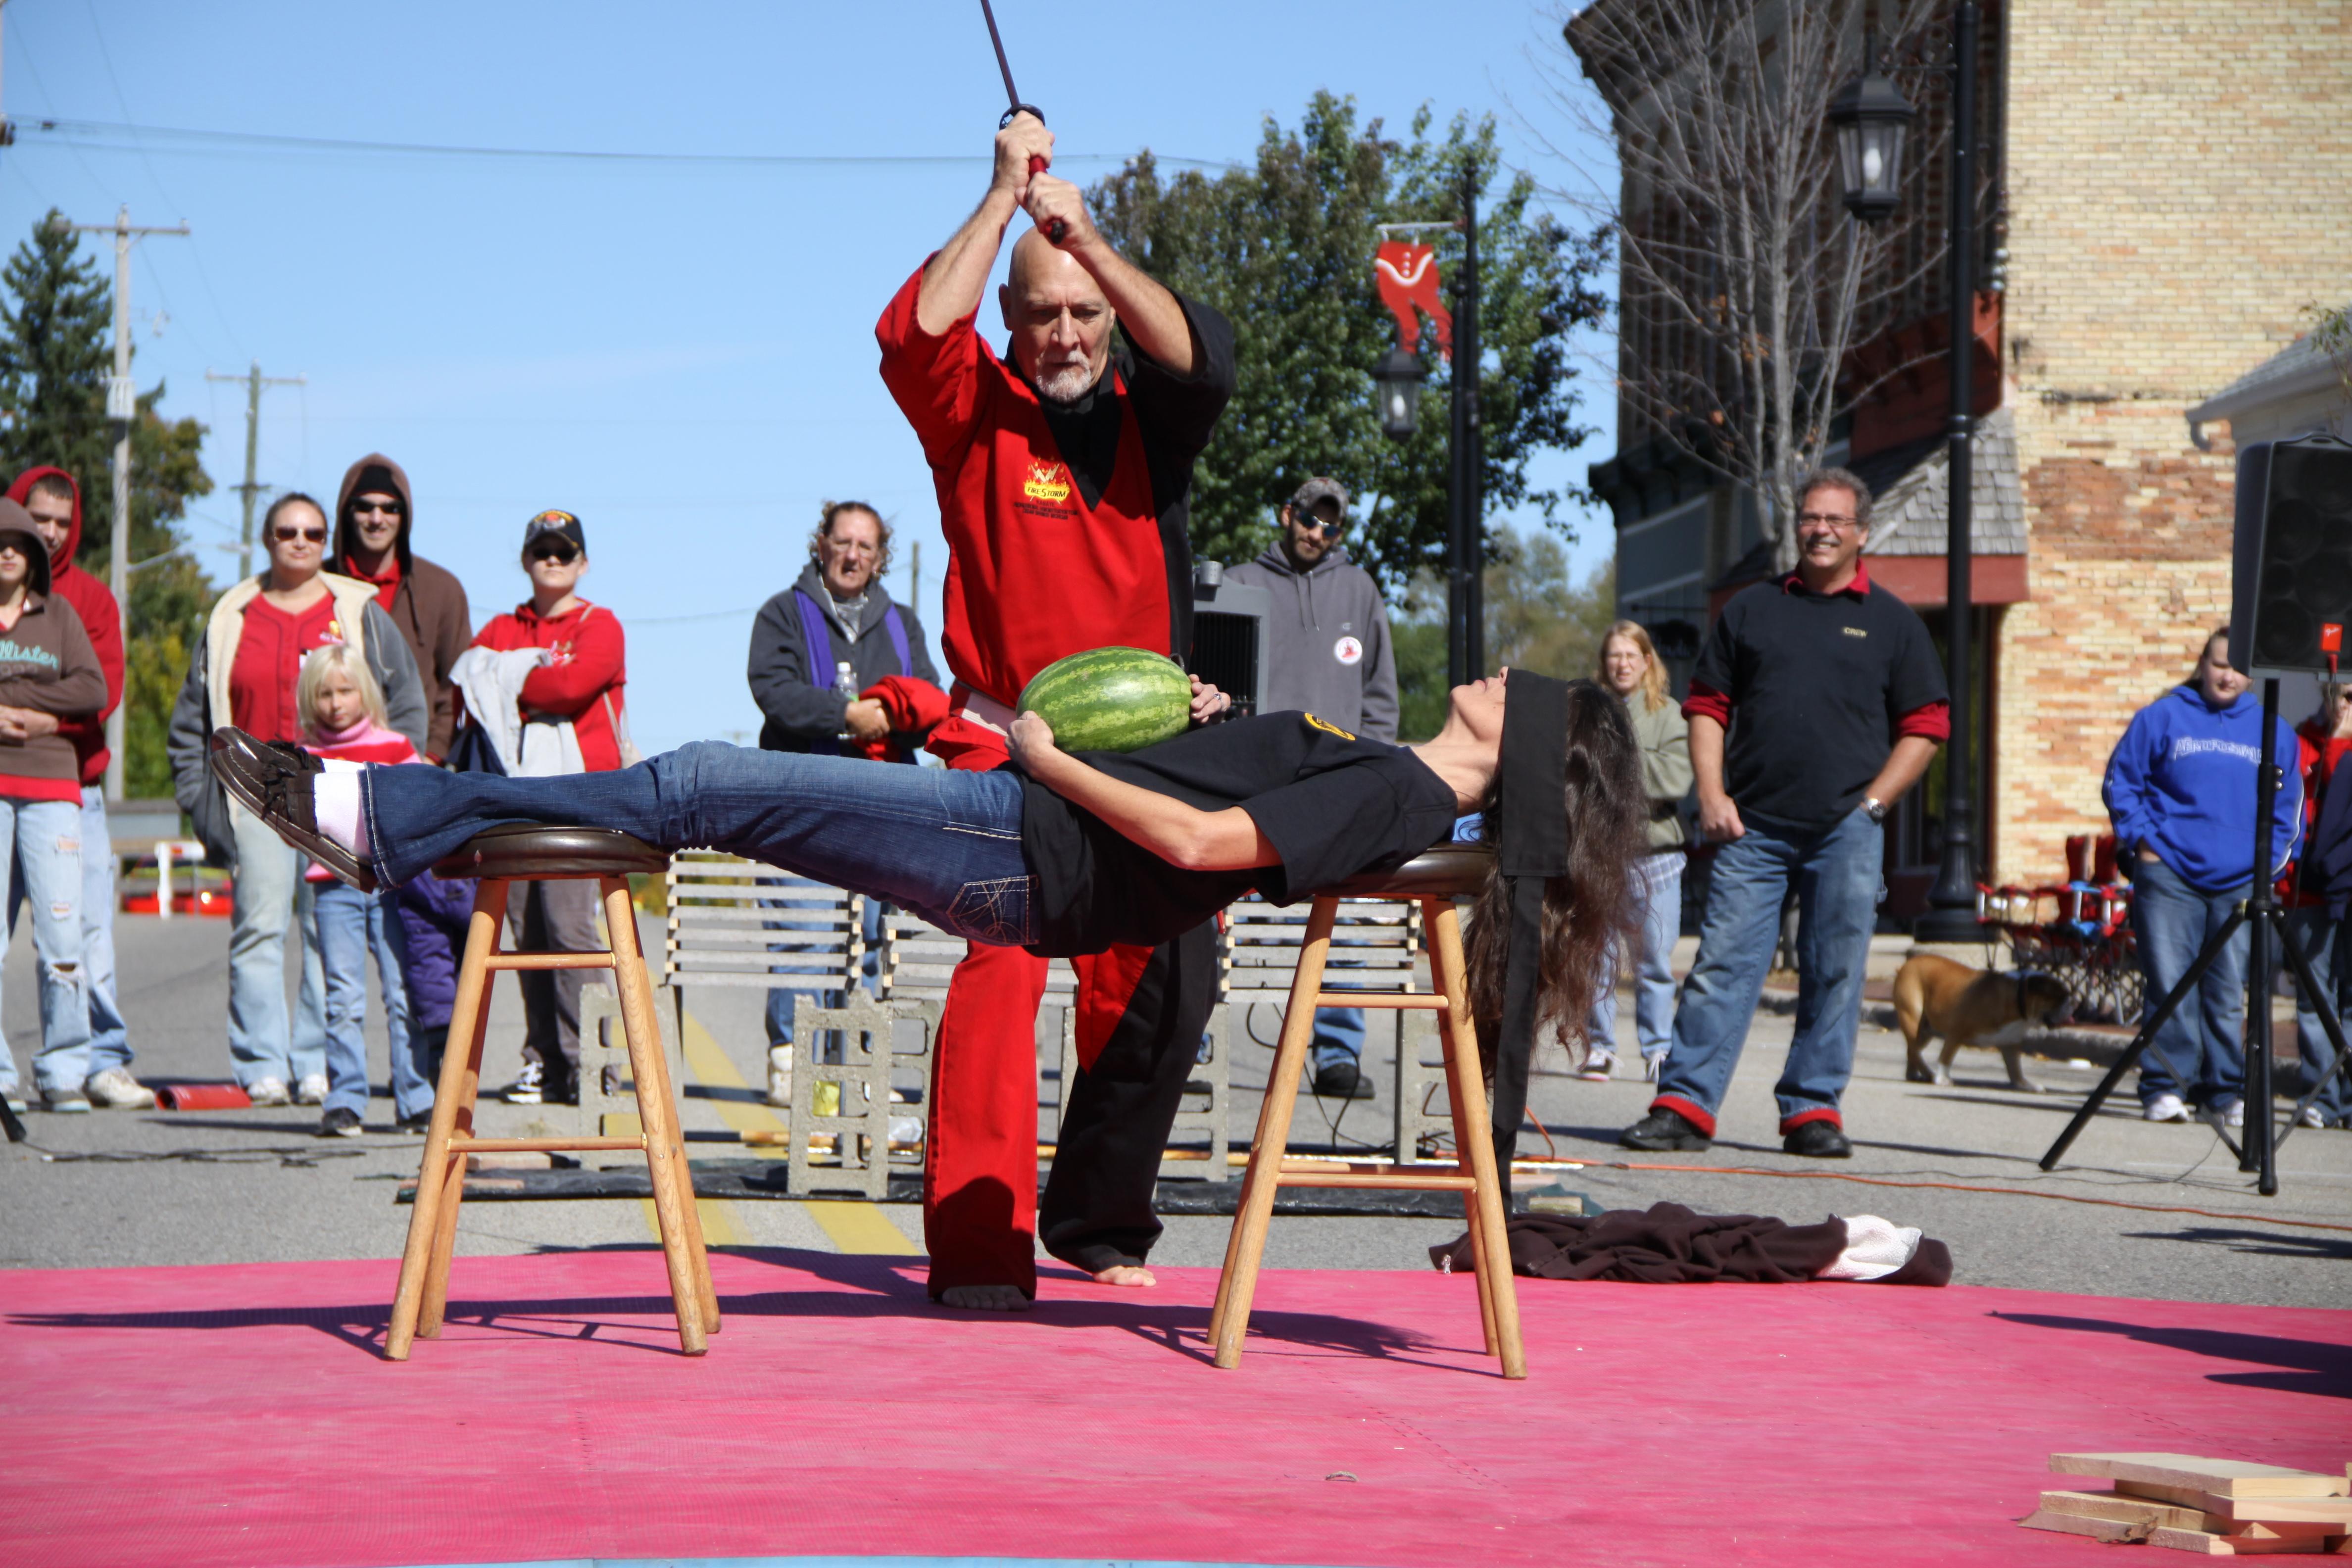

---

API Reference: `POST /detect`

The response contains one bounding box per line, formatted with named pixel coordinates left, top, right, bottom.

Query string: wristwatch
left=1863, top=796, right=1888, bottom=825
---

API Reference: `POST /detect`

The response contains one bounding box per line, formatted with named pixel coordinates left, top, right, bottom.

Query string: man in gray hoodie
left=1224, top=477, right=1400, bottom=1097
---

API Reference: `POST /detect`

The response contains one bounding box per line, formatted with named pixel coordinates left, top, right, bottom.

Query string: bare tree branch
left=1534, top=0, right=1960, bottom=571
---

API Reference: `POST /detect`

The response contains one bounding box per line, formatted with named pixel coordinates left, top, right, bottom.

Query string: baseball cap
left=523, top=509, right=586, bottom=555
left=1289, top=477, right=1350, bottom=524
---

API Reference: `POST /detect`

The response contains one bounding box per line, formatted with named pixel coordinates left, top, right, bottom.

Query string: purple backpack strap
left=883, top=603, right=911, bottom=677
left=792, top=590, right=842, bottom=756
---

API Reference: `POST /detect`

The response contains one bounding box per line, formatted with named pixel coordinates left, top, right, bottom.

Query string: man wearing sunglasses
left=333, top=455, right=472, bottom=764
left=1225, top=477, right=1400, bottom=1099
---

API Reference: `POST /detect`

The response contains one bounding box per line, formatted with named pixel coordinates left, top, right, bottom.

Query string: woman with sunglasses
left=464, top=509, right=636, bottom=1107
left=166, top=492, right=428, bottom=1107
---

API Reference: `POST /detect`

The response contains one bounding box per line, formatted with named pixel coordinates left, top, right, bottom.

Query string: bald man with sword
left=878, top=59, right=1238, bottom=1310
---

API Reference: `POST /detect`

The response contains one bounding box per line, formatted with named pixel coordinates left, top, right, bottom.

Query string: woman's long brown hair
left=1463, top=678, right=1647, bottom=1042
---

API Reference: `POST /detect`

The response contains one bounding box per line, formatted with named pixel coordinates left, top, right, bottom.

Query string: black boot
left=1620, top=1107, right=1712, bottom=1152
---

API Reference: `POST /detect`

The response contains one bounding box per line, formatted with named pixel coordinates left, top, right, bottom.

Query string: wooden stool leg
left=601, top=878, right=709, bottom=1355
left=389, top=879, right=509, bottom=1360
left=604, top=879, right=718, bottom=1339
left=421, top=885, right=508, bottom=1339
left=1211, top=897, right=1336, bottom=1370
left=1428, top=900, right=1526, bottom=1379
left=1426, top=901, right=1500, bottom=1355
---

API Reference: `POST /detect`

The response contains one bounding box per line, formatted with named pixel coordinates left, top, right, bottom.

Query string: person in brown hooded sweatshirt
left=3, top=465, right=148, bottom=1108
left=0, top=499, right=108, bottom=1112
left=334, top=455, right=471, bottom=763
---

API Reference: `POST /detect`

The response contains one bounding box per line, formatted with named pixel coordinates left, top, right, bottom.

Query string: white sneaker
left=2143, top=1092, right=2190, bottom=1123
left=245, top=1077, right=292, bottom=1107
left=2299, top=1104, right=2326, bottom=1129
left=1578, top=1051, right=1616, bottom=1082
left=2222, top=1100, right=2245, bottom=1129
left=84, top=1067, right=155, bottom=1110
left=294, top=1073, right=330, bottom=1106
left=1643, top=1055, right=1665, bottom=1084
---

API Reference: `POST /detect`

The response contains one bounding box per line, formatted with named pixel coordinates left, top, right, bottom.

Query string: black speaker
left=2231, top=433, right=2352, bottom=678
left=1190, top=572, right=1272, bottom=718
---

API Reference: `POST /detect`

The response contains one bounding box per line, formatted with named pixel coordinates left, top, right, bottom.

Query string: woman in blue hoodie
left=2103, top=627, right=2303, bottom=1126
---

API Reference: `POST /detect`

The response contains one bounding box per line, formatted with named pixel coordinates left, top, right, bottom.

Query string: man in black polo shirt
left=1621, top=469, right=1947, bottom=1158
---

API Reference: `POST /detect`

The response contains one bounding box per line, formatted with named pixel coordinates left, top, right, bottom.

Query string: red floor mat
left=1, top=1247, right=2344, bottom=1568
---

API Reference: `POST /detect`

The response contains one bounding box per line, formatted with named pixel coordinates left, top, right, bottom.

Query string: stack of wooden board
left=2022, top=1454, right=2352, bottom=1554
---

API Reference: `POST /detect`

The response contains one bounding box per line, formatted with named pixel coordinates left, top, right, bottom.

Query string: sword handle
left=1028, top=156, right=1066, bottom=244
left=999, top=103, right=1067, bottom=244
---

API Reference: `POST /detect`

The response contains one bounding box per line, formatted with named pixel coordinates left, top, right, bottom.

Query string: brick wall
left=1991, top=0, right=2352, bottom=882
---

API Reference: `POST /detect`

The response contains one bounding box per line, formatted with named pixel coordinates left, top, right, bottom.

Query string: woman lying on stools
left=209, top=669, right=1644, bottom=1173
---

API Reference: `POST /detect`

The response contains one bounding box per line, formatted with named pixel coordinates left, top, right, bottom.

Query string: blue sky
left=0, top=0, right=1615, bottom=753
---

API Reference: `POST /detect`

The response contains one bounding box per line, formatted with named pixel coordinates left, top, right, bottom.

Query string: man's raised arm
left=917, top=115, right=1052, bottom=336
left=1017, top=154, right=1198, bottom=376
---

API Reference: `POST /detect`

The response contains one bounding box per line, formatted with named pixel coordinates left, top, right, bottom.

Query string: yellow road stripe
left=676, top=1009, right=789, bottom=1153
left=638, top=1196, right=742, bottom=1246
left=803, top=1199, right=921, bottom=1255
left=674, top=1005, right=921, bottom=1257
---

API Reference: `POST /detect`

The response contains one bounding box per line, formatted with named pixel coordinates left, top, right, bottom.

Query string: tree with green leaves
left=0, top=211, right=215, bottom=796
left=1390, top=525, right=1617, bottom=739
left=1086, top=93, right=1607, bottom=591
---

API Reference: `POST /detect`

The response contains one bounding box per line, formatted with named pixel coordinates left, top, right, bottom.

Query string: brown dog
left=1893, top=954, right=2073, bottom=1091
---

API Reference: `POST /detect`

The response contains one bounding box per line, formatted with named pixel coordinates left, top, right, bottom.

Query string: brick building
left=1583, top=0, right=2352, bottom=912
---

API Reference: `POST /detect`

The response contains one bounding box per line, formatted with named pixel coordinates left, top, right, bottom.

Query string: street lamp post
left=1450, top=169, right=1483, bottom=689
left=1831, top=7, right=1982, bottom=943
left=1914, top=0, right=1985, bottom=943
left=1372, top=166, right=1482, bottom=689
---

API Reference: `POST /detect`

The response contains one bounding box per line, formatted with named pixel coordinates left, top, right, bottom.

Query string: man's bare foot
left=1092, top=1264, right=1157, bottom=1289
left=937, top=1283, right=1032, bottom=1311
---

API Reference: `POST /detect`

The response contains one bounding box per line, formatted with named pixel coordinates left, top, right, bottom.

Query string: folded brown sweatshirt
left=0, top=591, right=107, bottom=799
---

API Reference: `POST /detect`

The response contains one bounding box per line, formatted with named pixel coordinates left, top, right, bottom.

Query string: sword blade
left=978, top=0, right=1023, bottom=109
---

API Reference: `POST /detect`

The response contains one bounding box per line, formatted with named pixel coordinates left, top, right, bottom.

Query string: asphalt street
left=3, top=908, right=2347, bottom=1307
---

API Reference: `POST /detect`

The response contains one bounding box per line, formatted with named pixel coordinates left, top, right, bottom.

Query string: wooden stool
left=1208, top=845, right=1524, bottom=1377
left=386, top=825, right=718, bottom=1360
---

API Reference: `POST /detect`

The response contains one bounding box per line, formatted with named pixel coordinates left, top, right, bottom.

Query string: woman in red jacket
left=468, top=509, right=633, bottom=1105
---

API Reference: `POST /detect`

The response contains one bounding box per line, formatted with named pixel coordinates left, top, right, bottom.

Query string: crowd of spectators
left=3, top=452, right=2346, bottom=1143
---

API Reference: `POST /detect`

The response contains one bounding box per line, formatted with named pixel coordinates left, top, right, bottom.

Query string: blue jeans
left=229, top=808, right=328, bottom=1089
left=765, top=894, right=885, bottom=1056
left=2128, top=856, right=2249, bottom=1110
left=308, top=880, right=426, bottom=1120
left=1309, top=1007, right=1368, bottom=1076
left=367, top=743, right=1036, bottom=946
left=1656, top=808, right=1881, bottom=1131
left=0, top=797, right=90, bottom=1095
left=2284, top=907, right=2352, bottom=1126
left=7, top=786, right=129, bottom=1076
left=1588, top=849, right=1685, bottom=1061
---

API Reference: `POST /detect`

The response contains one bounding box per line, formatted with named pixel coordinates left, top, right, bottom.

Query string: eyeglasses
left=351, top=500, right=403, bottom=517
left=275, top=526, right=328, bottom=543
left=527, top=542, right=580, bottom=564
left=1797, top=512, right=1859, bottom=531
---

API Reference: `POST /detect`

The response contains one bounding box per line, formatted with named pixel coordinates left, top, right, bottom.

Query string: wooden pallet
left=2023, top=1455, right=2352, bottom=1555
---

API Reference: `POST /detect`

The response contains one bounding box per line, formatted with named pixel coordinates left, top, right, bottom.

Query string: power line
left=10, top=116, right=1236, bottom=171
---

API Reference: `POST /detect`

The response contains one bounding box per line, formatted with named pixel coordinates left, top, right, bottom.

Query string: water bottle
left=835, top=660, right=858, bottom=741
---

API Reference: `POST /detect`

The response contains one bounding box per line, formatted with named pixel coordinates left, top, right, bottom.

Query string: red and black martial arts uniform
left=878, top=263, right=1237, bottom=1296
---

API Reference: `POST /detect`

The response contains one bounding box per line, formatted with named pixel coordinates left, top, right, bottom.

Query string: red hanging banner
left=1374, top=240, right=1453, bottom=361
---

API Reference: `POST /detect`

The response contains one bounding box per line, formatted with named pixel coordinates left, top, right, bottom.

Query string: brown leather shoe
left=207, top=727, right=375, bottom=891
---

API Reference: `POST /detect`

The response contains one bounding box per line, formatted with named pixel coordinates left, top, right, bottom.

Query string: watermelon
left=1017, top=646, right=1191, bottom=753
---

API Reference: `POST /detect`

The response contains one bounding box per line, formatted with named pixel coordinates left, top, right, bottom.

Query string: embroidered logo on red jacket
left=1022, top=460, right=1075, bottom=507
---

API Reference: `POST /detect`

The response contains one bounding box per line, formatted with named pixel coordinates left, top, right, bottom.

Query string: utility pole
left=908, top=539, right=922, bottom=618
left=206, top=362, right=306, bottom=582
left=56, top=207, right=189, bottom=802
